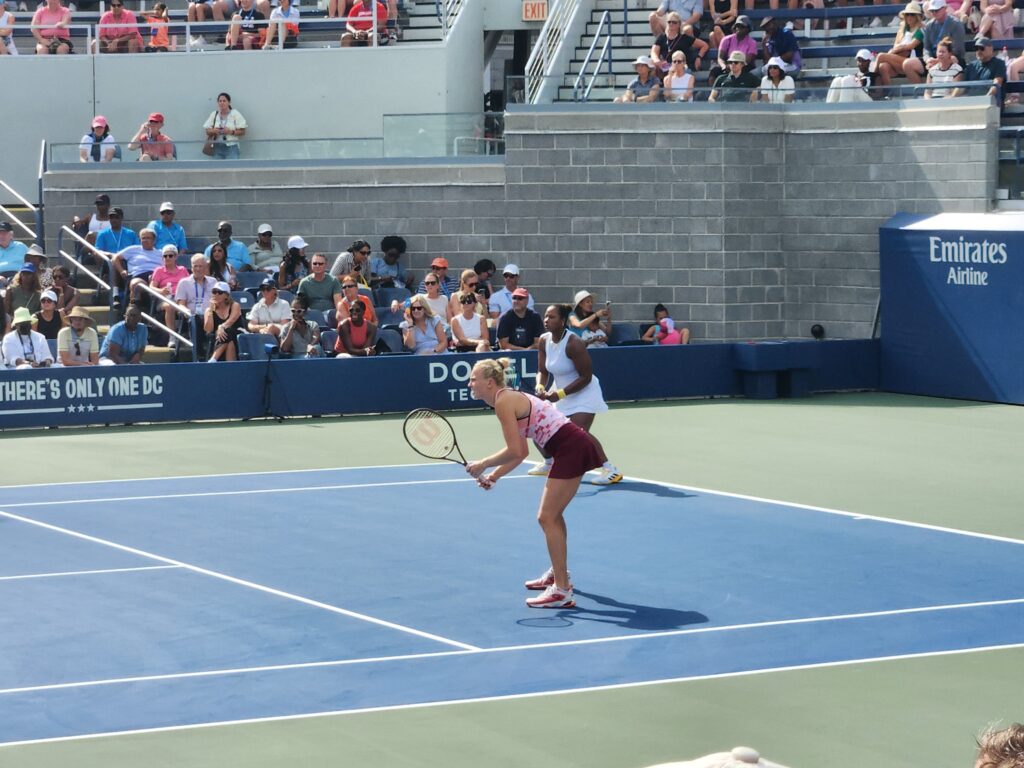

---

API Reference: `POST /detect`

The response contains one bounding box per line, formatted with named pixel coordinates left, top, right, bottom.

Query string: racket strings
left=405, top=412, right=457, bottom=459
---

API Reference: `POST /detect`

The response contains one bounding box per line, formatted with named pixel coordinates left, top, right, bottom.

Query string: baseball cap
left=257, top=223, right=273, bottom=235
left=92, top=115, right=108, bottom=129
left=213, top=281, right=231, bottom=293
left=728, top=50, right=747, bottom=63
left=927, top=0, right=946, bottom=8
left=162, top=244, right=178, bottom=255
left=148, top=112, right=165, bottom=123
left=976, top=36, right=993, bottom=47
left=19, top=262, right=36, bottom=273
left=767, top=56, right=786, bottom=69
left=287, top=235, right=307, bottom=250
left=159, top=201, right=174, bottom=213
left=502, top=264, right=520, bottom=276
left=41, top=290, right=58, bottom=302
left=95, top=193, right=110, bottom=205
left=431, top=257, right=449, bottom=268
left=260, top=277, right=277, bottom=289
left=734, top=14, right=751, bottom=26
left=26, top=244, right=45, bottom=258
left=856, top=49, right=873, bottom=61
left=512, top=287, right=529, bottom=299
left=0, top=221, right=12, bottom=232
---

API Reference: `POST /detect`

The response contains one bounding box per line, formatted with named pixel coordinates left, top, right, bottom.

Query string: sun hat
left=899, top=1, right=923, bottom=17
left=67, top=306, right=95, bottom=326
left=728, top=50, right=748, bottom=63
left=767, top=56, right=786, bottom=69
left=633, top=55, right=655, bottom=67
left=572, top=289, right=593, bottom=309
left=12, top=307, right=33, bottom=325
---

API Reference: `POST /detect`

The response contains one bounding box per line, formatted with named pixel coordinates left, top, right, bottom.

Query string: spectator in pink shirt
left=707, top=14, right=756, bottom=84
left=32, top=0, right=73, bottom=55
left=96, top=0, right=143, bottom=53
left=151, top=244, right=189, bottom=332
left=128, top=112, right=175, bottom=161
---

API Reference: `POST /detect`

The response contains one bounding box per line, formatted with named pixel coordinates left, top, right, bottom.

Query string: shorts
left=46, top=38, right=73, bottom=53
left=544, top=422, right=603, bottom=480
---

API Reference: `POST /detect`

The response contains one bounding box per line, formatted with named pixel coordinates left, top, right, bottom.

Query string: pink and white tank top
left=496, top=388, right=568, bottom=449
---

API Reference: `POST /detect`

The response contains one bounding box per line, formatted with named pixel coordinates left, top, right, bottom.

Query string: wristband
left=557, top=388, right=567, bottom=401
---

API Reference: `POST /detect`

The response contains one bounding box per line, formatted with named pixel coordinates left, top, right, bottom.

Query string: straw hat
left=66, top=306, right=95, bottom=326
left=899, top=2, right=923, bottom=17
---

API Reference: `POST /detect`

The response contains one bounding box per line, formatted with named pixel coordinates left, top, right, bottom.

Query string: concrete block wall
left=42, top=98, right=999, bottom=341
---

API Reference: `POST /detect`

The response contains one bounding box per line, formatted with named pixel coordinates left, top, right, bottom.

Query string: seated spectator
left=95, top=0, right=143, bottom=53
left=417, top=256, right=458, bottom=297
left=207, top=241, right=238, bottom=289
left=977, top=0, right=1013, bottom=43
left=80, top=116, right=118, bottom=163
left=708, top=15, right=756, bottom=86
left=340, top=0, right=387, bottom=47
left=23, top=244, right=52, bottom=291
left=151, top=245, right=190, bottom=331
left=370, top=235, right=414, bottom=290
left=100, top=304, right=148, bottom=365
left=401, top=294, right=447, bottom=355
left=651, top=15, right=708, bottom=74
left=614, top=56, right=663, bottom=103
left=957, top=36, right=1006, bottom=101
left=248, top=223, right=281, bottom=271
left=33, top=290, right=65, bottom=340
left=710, top=51, right=760, bottom=101
left=709, top=0, right=738, bottom=49
left=202, top=93, right=247, bottom=160
left=280, top=298, right=322, bottom=357
left=50, top=265, right=78, bottom=315
left=664, top=52, right=695, bottom=101
left=416, top=269, right=452, bottom=333
left=975, top=722, right=1024, bottom=767
left=827, top=49, right=878, bottom=102
left=204, top=221, right=252, bottom=271
left=247, top=277, right=291, bottom=338
left=128, top=113, right=174, bottom=161
left=297, top=252, right=344, bottom=313
left=876, top=4, right=924, bottom=87
left=760, top=56, right=795, bottom=102
left=497, top=288, right=543, bottom=350
left=451, top=290, right=490, bottom=353
left=330, top=238, right=372, bottom=284
left=642, top=303, right=690, bottom=344
left=759, top=16, right=802, bottom=76
left=263, top=0, right=299, bottom=48
left=278, top=239, right=310, bottom=292
left=174, top=254, right=216, bottom=354
left=71, top=193, right=112, bottom=247
left=569, top=290, right=611, bottom=348
left=904, top=0, right=965, bottom=84
left=145, top=2, right=171, bottom=52
left=488, top=263, right=534, bottom=319
left=3, top=263, right=41, bottom=332
left=57, top=306, right=100, bottom=367
left=447, top=269, right=487, bottom=320
left=147, top=201, right=188, bottom=254
left=335, top=299, right=379, bottom=357
left=2, top=307, right=53, bottom=369
left=204, top=282, right=243, bottom=361
left=0, top=0, right=18, bottom=56
left=92, top=208, right=140, bottom=276
left=226, top=0, right=265, bottom=49
left=113, top=228, right=163, bottom=306
left=32, top=0, right=73, bottom=55
left=188, top=0, right=226, bottom=46
left=473, top=258, right=497, bottom=300
left=338, top=273, right=377, bottom=323
left=924, top=38, right=964, bottom=96
left=649, top=0, right=701, bottom=38
left=0, top=221, right=27, bottom=274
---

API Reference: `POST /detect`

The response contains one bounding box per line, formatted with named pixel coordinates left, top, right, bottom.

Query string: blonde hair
left=459, top=269, right=476, bottom=289
left=666, top=11, right=681, bottom=22
left=472, top=357, right=511, bottom=387
left=408, top=294, right=434, bottom=318
left=977, top=724, right=1024, bottom=768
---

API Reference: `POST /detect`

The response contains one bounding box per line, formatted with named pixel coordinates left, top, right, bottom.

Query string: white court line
left=3, top=641, right=1023, bottom=749
left=0, top=510, right=479, bottom=653
left=0, top=565, right=179, bottom=582
left=0, top=475, right=531, bottom=509
left=3, top=595, right=1022, bottom=696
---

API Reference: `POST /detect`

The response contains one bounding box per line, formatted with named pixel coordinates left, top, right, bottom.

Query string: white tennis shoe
left=527, top=459, right=552, bottom=476
left=589, top=466, right=623, bottom=485
left=526, top=584, right=576, bottom=609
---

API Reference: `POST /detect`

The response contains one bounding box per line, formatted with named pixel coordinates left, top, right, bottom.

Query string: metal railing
left=439, top=0, right=464, bottom=39
left=573, top=9, right=613, bottom=102
left=524, top=0, right=579, bottom=104
left=49, top=137, right=385, bottom=164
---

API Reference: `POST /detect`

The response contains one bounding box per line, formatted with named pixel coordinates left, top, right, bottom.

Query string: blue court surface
left=2, top=464, right=1023, bottom=747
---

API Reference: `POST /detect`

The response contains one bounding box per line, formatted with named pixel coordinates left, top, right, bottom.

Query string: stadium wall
left=41, top=98, right=998, bottom=341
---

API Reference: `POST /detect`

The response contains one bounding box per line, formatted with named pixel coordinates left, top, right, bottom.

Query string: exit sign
left=523, top=0, right=547, bottom=21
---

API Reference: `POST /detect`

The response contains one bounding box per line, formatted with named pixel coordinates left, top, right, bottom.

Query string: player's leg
left=526, top=476, right=581, bottom=608
left=568, top=412, right=622, bottom=484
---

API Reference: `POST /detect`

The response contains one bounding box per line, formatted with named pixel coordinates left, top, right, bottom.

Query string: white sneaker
left=869, top=15, right=882, bottom=27
left=190, top=35, right=206, bottom=46
left=888, top=15, right=900, bottom=26
left=17, top=1, right=27, bottom=10
left=589, top=466, right=623, bottom=485
left=527, top=459, right=552, bottom=476
left=526, top=584, right=576, bottom=609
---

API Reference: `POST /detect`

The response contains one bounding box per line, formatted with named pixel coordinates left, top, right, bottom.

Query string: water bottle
left=1000, top=46, right=1010, bottom=64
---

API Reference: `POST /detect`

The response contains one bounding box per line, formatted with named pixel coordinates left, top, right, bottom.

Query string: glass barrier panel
left=49, top=137, right=383, bottom=164
left=381, top=112, right=504, bottom=157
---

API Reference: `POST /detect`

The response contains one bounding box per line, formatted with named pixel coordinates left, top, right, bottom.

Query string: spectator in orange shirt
left=145, top=2, right=171, bottom=51
left=128, top=113, right=175, bottom=162
left=337, top=273, right=377, bottom=324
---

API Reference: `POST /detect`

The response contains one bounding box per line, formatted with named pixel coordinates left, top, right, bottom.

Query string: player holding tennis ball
left=467, top=357, right=608, bottom=609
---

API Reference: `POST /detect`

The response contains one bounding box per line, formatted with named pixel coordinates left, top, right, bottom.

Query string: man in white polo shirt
left=488, top=263, right=535, bottom=320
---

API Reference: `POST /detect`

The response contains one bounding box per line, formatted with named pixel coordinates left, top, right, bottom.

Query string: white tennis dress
left=542, top=330, right=608, bottom=416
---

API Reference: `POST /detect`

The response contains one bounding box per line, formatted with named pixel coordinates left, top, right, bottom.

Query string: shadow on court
left=576, top=481, right=696, bottom=500
left=517, top=590, right=708, bottom=631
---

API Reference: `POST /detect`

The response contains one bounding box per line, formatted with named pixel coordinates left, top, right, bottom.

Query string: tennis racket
left=403, top=408, right=468, bottom=466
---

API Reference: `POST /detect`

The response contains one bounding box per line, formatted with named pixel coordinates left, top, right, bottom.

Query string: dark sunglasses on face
left=460, top=297, right=476, bottom=305
left=359, top=249, right=371, bottom=255
left=410, top=306, right=425, bottom=312
left=424, top=280, right=438, bottom=286
left=343, top=284, right=357, bottom=289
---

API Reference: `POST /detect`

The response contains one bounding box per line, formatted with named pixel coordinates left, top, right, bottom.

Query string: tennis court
left=1, top=393, right=1021, bottom=768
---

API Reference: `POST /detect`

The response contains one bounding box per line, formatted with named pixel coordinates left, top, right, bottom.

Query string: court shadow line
left=545, top=590, right=709, bottom=631
left=576, top=481, right=696, bottom=499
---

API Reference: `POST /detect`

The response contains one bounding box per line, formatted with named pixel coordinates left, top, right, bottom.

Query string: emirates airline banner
left=880, top=213, right=1024, bottom=404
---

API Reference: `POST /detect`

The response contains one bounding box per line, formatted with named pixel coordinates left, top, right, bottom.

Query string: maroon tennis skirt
left=545, top=421, right=603, bottom=479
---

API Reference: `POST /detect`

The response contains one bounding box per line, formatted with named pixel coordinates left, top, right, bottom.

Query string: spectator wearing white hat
left=32, top=289, right=64, bottom=340
left=875, top=2, right=925, bottom=87
left=279, top=235, right=310, bottom=292
left=827, top=49, right=878, bottom=102
left=113, top=227, right=163, bottom=307
left=203, top=221, right=253, bottom=272
left=147, top=201, right=189, bottom=254
left=248, top=223, right=282, bottom=272
left=904, top=0, right=965, bottom=83
left=569, top=290, right=611, bottom=348
left=2, top=307, right=53, bottom=369
left=204, top=281, right=243, bottom=362
left=614, top=56, right=664, bottom=102
left=57, top=306, right=100, bottom=367
left=488, top=263, right=535, bottom=320
left=760, top=56, right=796, bottom=102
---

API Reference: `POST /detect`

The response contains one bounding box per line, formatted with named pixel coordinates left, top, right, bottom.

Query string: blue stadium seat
left=231, top=291, right=255, bottom=316
left=237, top=333, right=278, bottom=361
left=320, top=329, right=338, bottom=356
left=325, top=308, right=338, bottom=330
left=236, top=271, right=268, bottom=291
left=375, top=306, right=405, bottom=328
left=376, top=286, right=411, bottom=307
left=357, top=287, right=374, bottom=304
left=377, top=327, right=409, bottom=354
left=47, top=338, right=58, bottom=362
left=304, top=309, right=327, bottom=329
left=278, top=290, right=296, bottom=305
left=609, top=322, right=644, bottom=346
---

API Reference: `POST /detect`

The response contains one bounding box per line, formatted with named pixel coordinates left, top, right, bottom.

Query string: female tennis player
left=467, top=357, right=605, bottom=609
left=529, top=303, right=622, bottom=485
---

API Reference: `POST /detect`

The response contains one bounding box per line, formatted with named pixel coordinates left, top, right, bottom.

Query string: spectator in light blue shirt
left=370, top=235, right=413, bottom=290
left=147, top=201, right=189, bottom=254
left=93, top=207, right=141, bottom=257
left=651, top=0, right=702, bottom=38
left=203, top=221, right=253, bottom=271
left=0, top=221, right=28, bottom=276
left=100, top=304, right=149, bottom=365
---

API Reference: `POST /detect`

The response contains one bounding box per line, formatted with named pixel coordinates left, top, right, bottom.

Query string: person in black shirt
left=710, top=51, right=760, bottom=102
left=497, top=288, right=544, bottom=350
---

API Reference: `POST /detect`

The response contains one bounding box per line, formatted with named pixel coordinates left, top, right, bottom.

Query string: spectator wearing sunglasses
left=248, top=223, right=282, bottom=272
left=330, top=239, right=372, bottom=284
left=204, top=221, right=253, bottom=272
left=447, top=269, right=487, bottom=320
left=497, top=288, right=544, bottom=351
left=415, top=269, right=453, bottom=334
left=488, top=263, right=534, bottom=320
left=95, top=0, right=143, bottom=53
left=417, top=256, right=458, bottom=297
left=400, top=294, right=447, bottom=355
left=57, top=306, right=100, bottom=367
left=297, top=250, right=344, bottom=313
left=280, top=299, right=322, bottom=358
left=49, top=265, right=78, bottom=315
left=335, top=299, right=379, bottom=357
left=204, top=282, right=243, bottom=362
left=451, top=290, right=491, bottom=353
left=150, top=245, right=189, bottom=331
left=337, top=273, right=377, bottom=324
left=370, top=235, right=413, bottom=290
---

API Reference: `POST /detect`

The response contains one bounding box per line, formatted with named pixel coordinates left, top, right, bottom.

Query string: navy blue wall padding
left=0, top=341, right=879, bottom=429
left=880, top=213, right=1024, bottom=405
